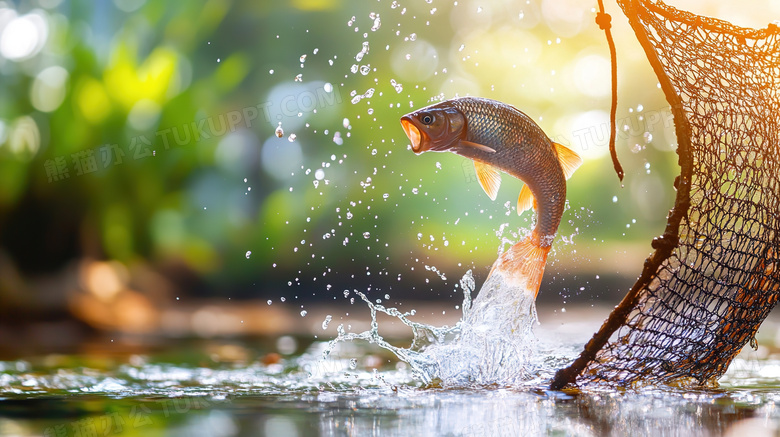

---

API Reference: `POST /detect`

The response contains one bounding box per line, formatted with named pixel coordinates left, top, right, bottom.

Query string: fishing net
left=551, top=0, right=780, bottom=388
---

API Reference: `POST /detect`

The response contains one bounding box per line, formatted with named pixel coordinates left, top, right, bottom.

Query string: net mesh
left=553, top=0, right=780, bottom=387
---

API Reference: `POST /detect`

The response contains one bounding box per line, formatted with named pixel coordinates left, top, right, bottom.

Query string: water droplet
left=322, top=314, right=332, bottom=330
left=267, top=299, right=272, bottom=305
left=359, top=65, right=370, bottom=75
left=300, top=310, right=308, bottom=317
left=333, top=132, right=343, bottom=145
left=370, top=13, right=381, bottom=31
left=643, top=132, right=653, bottom=143
left=294, top=73, right=303, bottom=82
left=390, top=78, right=403, bottom=93
left=363, top=232, right=370, bottom=238
left=355, top=42, right=370, bottom=62
left=612, top=195, right=618, bottom=203
left=324, top=82, right=333, bottom=93
left=300, top=54, right=307, bottom=63
left=288, top=133, right=297, bottom=142
left=349, top=358, right=358, bottom=369
left=245, top=251, right=252, bottom=259
left=315, top=169, right=325, bottom=180
left=275, top=123, right=284, bottom=138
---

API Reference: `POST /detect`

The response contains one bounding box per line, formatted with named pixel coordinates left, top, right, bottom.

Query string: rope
left=596, top=0, right=624, bottom=182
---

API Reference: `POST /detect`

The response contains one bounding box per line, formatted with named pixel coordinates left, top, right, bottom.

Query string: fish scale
left=450, top=98, right=567, bottom=241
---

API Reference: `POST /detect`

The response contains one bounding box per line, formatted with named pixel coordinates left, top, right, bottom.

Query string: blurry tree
left=0, top=0, right=684, bottom=316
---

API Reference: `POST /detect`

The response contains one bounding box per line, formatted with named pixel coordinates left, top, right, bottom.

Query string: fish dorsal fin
left=459, top=140, right=497, bottom=154
left=474, top=161, right=501, bottom=201
left=517, top=185, right=537, bottom=215
left=553, top=142, right=583, bottom=180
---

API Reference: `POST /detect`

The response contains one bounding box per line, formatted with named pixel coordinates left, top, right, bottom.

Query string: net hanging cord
left=596, top=0, right=624, bottom=182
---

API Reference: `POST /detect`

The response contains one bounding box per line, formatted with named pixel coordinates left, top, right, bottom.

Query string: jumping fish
left=400, top=96, right=582, bottom=297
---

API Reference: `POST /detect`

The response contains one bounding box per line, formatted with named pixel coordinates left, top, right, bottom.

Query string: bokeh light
left=8, top=116, right=40, bottom=159
left=30, top=65, right=69, bottom=113
left=0, top=10, right=47, bottom=61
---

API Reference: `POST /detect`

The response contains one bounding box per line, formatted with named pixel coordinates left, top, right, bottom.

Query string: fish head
left=400, top=103, right=466, bottom=154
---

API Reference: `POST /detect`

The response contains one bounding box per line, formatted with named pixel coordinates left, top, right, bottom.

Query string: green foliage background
left=0, top=0, right=689, bottom=302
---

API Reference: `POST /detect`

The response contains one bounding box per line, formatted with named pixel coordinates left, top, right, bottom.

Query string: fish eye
left=420, top=113, right=434, bottom=125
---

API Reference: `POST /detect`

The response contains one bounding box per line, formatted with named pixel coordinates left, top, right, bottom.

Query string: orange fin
left=459, top=140, right=497, bottom=154
left=474, top=161, right=501, bottom=200
left=553, top=142, right=583, bottom=180
left=488, top=234, right=551, bottom=298
left=517, top=185, right=537, bottom=215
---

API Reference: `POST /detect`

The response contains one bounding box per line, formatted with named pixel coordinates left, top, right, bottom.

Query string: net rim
left=643, top=0, right=780, bottom=39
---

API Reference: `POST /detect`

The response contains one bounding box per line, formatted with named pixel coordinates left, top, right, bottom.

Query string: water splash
left=325, top=268, right=540, bottom=388
left=432, top=271, right=538, bottom=386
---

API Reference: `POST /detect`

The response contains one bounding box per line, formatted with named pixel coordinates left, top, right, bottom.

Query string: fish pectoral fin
left=474, top=161, right=501, bottom=201
left=553, top=142, right=583, bottom=180
left=517, top=185, right=537, bottom=215
left=459, top=140, right=497, bottom=154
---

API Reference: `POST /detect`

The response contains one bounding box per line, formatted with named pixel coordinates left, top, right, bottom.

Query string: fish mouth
left=400, top=117, right=424, bottom=153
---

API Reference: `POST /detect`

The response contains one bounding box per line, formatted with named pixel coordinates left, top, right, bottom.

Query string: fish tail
left=488, top=232, right=551, bottom=298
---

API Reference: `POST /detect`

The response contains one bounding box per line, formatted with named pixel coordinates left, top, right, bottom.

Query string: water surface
left=2, top=316, right=780, bottom=437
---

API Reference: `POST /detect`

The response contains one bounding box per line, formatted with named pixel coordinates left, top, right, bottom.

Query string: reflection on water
left=1, top=339, right=780, bottom=436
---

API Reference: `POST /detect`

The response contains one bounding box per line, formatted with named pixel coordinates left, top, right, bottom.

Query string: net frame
left=551, top=0, right=780, bottom=389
